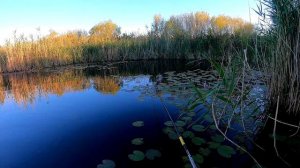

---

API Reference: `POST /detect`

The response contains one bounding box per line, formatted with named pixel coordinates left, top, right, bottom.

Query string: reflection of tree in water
left=93, top=76, right=120, bottom=95
left=0, top=71, right=91, bottom=106
left=0, top=60, right=193, bottom=105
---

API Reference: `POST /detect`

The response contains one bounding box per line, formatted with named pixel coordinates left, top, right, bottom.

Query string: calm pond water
left=0, top=60, right=265, bottom=168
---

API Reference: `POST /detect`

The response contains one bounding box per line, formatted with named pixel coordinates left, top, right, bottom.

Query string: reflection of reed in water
left=5, top=71, right=91, bottom=105
left=93, top=76, right=120, bottom=95
left=0, top=76, right=5, bottom=104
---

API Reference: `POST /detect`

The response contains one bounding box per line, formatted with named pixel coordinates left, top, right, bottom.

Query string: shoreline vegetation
left=0, top=0, right=300, bottom=167
left=1, top=0, right=299, bottom=115
left=0, top=12, right=254, bottom=73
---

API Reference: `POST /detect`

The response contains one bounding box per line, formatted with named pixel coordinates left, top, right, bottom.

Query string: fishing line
left=152, top=75, right=198, bottom=168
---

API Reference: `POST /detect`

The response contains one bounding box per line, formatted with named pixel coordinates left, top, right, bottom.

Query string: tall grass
left=0, top=12, right=255, bottom=73
left=257, top=0, right=300, bottom=113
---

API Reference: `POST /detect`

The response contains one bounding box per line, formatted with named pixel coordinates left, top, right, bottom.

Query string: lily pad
left=175, top=120, right=186, bottom=127
left=217, top=145, right=236, bottom=158
left=128, top=150, right=145, bottom=161
left=211, top=135, right=224, bottom=143
left=176, top=127, right=184, bottom=133
left=204, top=115, right=213, bottom=122
left=97, top=160, right=116, bottom=168
left=191, top=125, right=205, bottom=132
left=164, top=121, right=174, bottom=127
left=182, top=131, right=195, bottom=139
left=145, top=149, right=162, bottom=160
left=209, top=125, right=217, bottom=130
left=181, top=116, right=192, bottom=122
left=168, top=131, right=178, bottom=140
left=162, top=127, right=174, bottom=134
left=187, top=112, right=196, bottom=117
left=131, top=138, right=144, bottom=145
left=192, top=137, right=206, bottom=146
left=132, top=121, right=144, bottom=127
left=199, top=147, right=211, bottom=156
left=193, top=154, right=204, bottom=164
left=208, top=142, right=220, bottom=149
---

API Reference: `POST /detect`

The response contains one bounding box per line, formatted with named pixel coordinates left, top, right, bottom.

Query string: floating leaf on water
left=131, top=138, right=144, bottom=145
left=208, top=142, right=220, bottom=149
left=199, top=147, right=211, bottom=156
left=162, top=127, right=174, bottom=134
left=217, top=145, right=236, bottom=158
left=192, top=137, right=206, bottom=146
left=132, top=121, right=144, bottom=127
left=209, top=125, right=217, bottom=130
left=193, top=154, right=204, bottom=164
left=164, top=121, right=174, bottom=127
left=97, top=160, right=116, bottom=168
left=145, top=149, right=162, bottom=160
left=204, top=115, right=213, bottom=122
left=128, top=150, right=145, bottom=161
left=192, top=125, right=205, bottom=132
left=176, top=127, right=184, bottom=133
left=211, top=135, right=224, bottom=143
left=175, top=120, right=186, bottom=127
left=182, top=131, right=195, bottom=139
left=181, top=116, right=192, bottom=122
left=168, top=131, right=178, bottom=140
left=187, top=112, right=196, bottom=117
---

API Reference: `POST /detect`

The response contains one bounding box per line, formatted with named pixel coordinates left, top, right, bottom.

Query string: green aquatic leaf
left=168, top=131, right=178, bottom=140
left=199, top=147, right=211, bottom=156
left=182, top=131, right=195, bottom=139
left=209, top=125, right=217, bottom=130
left=181, top=116, right=192, bottom=122
left=208, top=142, right=220, bottom=149
left=217, top=145, right=236, bottom=158
left=204, top=115, right=213, bottom=122
left=128, top=150, right=145, bottom=161
left=187, top=112, right=196, bottom=117
left=131, top=138, right=144, bottom=145
left=97, top=160, right=116, bottom=168
left=191, top=125, right=205, bottom=132
left=192, top=137, right=206, bottom=146
left=164, top=121, right=174, bottom=127
left=145, top=149, right=162, bottom=160
left=193, top=154, right=204, bottom=164
left=175, top=120, right=186, bottom=127
left=162, top=127, right=174, bottom=134
left=177, top=127, right=184, bottom=133
left=132, top=121, right=144, bottom=127
left=211, top=135, right=224, bottom=143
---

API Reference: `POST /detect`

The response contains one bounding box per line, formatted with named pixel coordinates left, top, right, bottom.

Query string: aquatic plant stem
left=211, top=101, right=263, bottom=168
left=273, top=96, right=280, bottom=157
left=273, top=95, right=291, bottom=166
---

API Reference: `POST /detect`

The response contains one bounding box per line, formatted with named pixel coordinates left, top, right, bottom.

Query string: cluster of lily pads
left=129, top=121, right=162, bottom=162
left=97, top=120, right=162, bottom=168
left=163, top=114, right=237, bottom=167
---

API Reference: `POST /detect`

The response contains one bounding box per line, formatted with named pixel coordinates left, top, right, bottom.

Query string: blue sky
left=0, top=0, right=259, bottom=44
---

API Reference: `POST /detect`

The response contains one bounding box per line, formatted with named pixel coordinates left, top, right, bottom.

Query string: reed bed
left=0, top=13, right=254, bottom=73
left=257, top=0, right=300, bottom=114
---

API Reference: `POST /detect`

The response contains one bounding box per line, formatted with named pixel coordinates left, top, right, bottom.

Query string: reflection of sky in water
left=0, top=74, right=187, bottom=168
left=0, top=66, right=268, bottom=168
